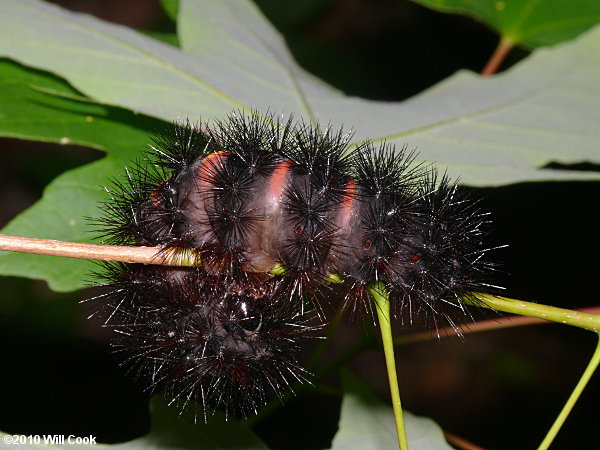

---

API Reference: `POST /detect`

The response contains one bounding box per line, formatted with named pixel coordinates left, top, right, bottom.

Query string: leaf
left=0, top=0, right=277, bottom=122
left=103, top=396, right=268, bottom=450
left=0, top=60, right=168, bottom=291
left=0, top=59, right=159, bottom=149
left=1, top=1, right=600, bottom=291
left=0, top=0, right=599, bottom=186
left=160, top=0, right=179, bottom=22
left=176, top=0, right=339, bottom=107
left=331, top=371, right=452, bottom=449
left=410, top=0, right=600, bottom=48
left=143, top=31, right=180, bottom=48
left=0, top=396, right=267, bottom=449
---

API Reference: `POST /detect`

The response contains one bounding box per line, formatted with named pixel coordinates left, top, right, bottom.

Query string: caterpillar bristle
left=149, top=120, right=212, bottom=170
left=105, top=267, right=319, bottom=420
left=352, top=141, right=424, bottom=198
left=90, top=109, right=502, bottom=418
left=212, top=113, right=286, bottom=176
left=385, top=174, right=499, bottom=334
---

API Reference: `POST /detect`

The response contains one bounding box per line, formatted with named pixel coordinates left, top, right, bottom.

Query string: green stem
left=369, top=282, right=409, bottom=450
left=270, top=265, right=600, bottom=333
left=538, top=333, right=600, bottom=449
left=395, top=307, right=600, bottom=346
left=471, top=293, right=600, bottom=332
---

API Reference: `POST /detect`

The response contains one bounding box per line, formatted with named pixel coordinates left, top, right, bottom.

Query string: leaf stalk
left=368, top=281, right=409, bottom=450
left=538, top=334, right=600, bottom=449
left=470, top=293, right=600, bottom=332
left=481, top=36, right=515, bottom=76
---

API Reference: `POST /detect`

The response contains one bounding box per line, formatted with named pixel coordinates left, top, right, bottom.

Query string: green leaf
left=0, top=159, right=123, bottom=291
left=0, top=59, right=160, bottom=150
left=331, top=371, right=452, bottom=449
left=0, top=59, right=167, bottom=291
left=410, top=0, right=600, bottom=48
left=0, top=0, right=598, bottom=186
left=143, top=30, right=180, bottom=47
left=160, top=0, right=179, bottom=22
left=0, top=0, right=253, bottom=121
left=103, top=396, right=268, bottom=449
left=0, top=396, right=267, bottom=449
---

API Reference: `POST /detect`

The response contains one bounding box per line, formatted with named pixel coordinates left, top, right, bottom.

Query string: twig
left=0, top=234, right=197, bottom=266
left=444, top=431, right=485, bottom=450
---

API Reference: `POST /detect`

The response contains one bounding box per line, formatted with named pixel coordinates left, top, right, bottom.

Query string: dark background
left=1, top=1, right=598, bottom=449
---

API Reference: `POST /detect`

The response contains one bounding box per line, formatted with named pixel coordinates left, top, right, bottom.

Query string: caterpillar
left=91, top=111, right=499, bottom=419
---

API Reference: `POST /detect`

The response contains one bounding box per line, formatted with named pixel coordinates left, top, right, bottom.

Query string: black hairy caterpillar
left=91, top=111, right=499, bottom=419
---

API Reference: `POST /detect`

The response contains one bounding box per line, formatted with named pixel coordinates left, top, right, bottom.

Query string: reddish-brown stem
left=444, top=431, right=485, bottom=450
left=0, top=234, right=192, bottom=266
left=481, top=36, right=515, bottom=76
left=396, top=306, right=600, bottom=345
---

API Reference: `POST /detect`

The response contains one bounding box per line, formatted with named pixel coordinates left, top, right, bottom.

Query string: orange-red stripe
left=338, top=178, right=356, bottom=228
left=269, top=160, right=293, bottom=199
left=197, top=151, right=228, bottom=185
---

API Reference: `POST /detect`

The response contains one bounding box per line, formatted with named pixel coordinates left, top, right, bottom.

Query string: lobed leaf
left=1, top=0, right=600, bottom=291
left=0, top=0, right=597, bottom=187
